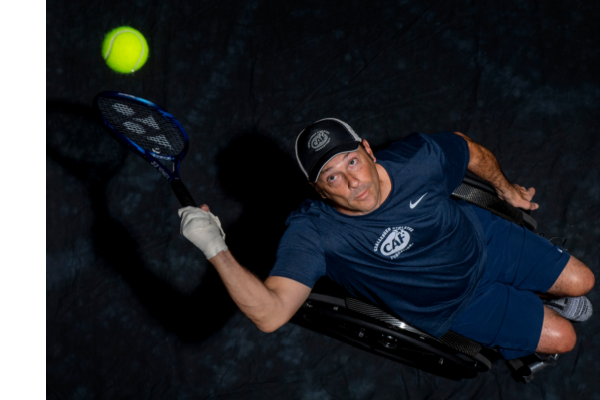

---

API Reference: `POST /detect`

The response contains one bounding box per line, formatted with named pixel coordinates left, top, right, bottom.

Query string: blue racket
left=93, top=91, right=197, bottom=207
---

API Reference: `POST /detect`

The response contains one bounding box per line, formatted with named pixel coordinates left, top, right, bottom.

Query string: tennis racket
left=93, top=91, right=198, bottom=207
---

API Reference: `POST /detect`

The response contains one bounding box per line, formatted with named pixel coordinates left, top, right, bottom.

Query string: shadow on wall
left=214, top=131, right=399, bottom=280
left=216, top=131, right=319, bottom=279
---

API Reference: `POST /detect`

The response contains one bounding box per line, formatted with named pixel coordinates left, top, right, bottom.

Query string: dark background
left=47, top=0, right=600, bottom=399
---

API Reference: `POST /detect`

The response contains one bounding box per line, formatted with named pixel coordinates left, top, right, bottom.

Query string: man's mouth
left=354, top=189, right=369, bottom=200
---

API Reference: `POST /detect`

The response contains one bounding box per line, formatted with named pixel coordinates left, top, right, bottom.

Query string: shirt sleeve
left=425, top=131, right=470, bottom=195
left=268, top=216, right=326, bottom=288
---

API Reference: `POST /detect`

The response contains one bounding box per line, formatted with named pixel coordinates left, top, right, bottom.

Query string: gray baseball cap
left=295, top=118, right=362, bottom=182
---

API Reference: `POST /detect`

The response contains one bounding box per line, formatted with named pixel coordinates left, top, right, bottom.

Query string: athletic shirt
left=269, top=131, right=487, bottom=338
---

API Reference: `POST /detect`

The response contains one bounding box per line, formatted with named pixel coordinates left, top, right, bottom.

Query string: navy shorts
left=449, top=205, right=571, bottom=360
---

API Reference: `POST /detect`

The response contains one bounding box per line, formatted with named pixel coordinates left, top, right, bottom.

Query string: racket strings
left=97, top=97, right=186, bottom=156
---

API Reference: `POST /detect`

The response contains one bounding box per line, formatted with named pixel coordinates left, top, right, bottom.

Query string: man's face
left=312, top=140, right=383, bottom=216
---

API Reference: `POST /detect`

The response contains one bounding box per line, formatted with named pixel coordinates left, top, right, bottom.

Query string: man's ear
left=309, top=182, right=327, bottom=199
left=362, top=139, right=376, bottom=163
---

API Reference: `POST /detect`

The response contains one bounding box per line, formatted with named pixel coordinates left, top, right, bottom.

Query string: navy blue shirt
left=269, top=132, right=487, bottom=338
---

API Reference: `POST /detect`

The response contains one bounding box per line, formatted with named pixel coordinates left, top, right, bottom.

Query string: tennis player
left=179, top=119, right=593, bottom=359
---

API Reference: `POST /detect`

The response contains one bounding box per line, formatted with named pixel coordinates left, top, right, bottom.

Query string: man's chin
left=350, top=197, right=379, bottom=213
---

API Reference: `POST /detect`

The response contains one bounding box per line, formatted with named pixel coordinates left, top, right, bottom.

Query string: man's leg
left=545, top=255, right=595, bottom=297
left=536, top=306, right=576, bottom=354
left=535, top=255, right=594, bottom=354
left=460, top=204, right=594, bottom=359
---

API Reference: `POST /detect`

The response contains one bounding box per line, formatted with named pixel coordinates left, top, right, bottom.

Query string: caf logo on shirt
left=309, top=130, right=330, bottom=151
left=373, top=226, right=414, bottom=259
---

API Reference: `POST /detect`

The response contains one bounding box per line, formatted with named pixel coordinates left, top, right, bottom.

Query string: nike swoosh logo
left=410, top=193, right=428, bottom=209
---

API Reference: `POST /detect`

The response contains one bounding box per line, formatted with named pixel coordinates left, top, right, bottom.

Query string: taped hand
left=178, top=206, right=227, bottom=259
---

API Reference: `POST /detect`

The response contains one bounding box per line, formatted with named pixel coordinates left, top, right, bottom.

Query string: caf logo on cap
left=295, top=118, right=362, bottom=182
left=309, top=130, right=331, bottom=151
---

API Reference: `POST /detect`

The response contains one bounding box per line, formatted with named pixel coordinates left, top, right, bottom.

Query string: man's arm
left=179, top=205, right=312, bottom=333
left=208, top=250, right=312, bottom=333
left=453, top=132, right=539, bottom=210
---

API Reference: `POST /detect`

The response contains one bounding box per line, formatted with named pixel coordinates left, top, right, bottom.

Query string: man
left=179, top=119, right=594, bottom=359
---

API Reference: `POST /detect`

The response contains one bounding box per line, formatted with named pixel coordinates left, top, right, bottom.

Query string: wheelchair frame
left=292, top=171, right=559, bottom=383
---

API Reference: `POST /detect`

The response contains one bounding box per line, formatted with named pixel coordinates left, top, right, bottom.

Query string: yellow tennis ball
left=102, top=26, right=149, bottom=74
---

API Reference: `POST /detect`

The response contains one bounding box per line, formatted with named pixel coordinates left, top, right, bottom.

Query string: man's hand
left=454, top=132, right=541, bottom=211
left=497, top=183, right=539, bottom=211
left=178, top=205, right=227, bottom=259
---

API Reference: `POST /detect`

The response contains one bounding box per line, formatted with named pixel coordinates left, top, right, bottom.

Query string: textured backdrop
left=47, top=1, right=600, bottom=399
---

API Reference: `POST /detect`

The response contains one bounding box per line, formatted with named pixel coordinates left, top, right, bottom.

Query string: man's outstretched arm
left=208, top=250, right=312, bottom=332
left=179, top=205, right=311, bottom=333
left=453, top=132, right=539, bottom=211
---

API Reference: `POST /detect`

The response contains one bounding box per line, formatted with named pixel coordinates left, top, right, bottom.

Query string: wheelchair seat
left=292, top=171, right=559, bottom=383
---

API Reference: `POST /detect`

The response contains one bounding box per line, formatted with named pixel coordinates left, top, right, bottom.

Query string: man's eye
left=328, top=175, right=337, bottom=182
left=349, top=158, right=358, bottom=166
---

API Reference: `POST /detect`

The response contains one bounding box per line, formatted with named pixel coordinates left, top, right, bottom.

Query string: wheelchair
left=292, top=171, right=563, bottom=383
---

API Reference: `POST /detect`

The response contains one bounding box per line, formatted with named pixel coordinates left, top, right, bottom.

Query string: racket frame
left=93, top=91, right=197, bottom=207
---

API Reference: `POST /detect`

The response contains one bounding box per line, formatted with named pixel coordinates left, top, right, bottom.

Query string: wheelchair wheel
left=293, top=292, right=492, bottom=380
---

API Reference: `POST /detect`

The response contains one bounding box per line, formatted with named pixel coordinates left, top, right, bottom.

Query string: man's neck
left=375, top=162, right=392, bottom=207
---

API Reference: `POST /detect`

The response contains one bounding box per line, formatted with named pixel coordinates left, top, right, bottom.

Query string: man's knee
left=553, top=322, right=577, bottom=354
left=584, top=269, right=596, bottom=294
left=583, top=261, right=595, bottom=293
left=537, top=307, right=577, bottom=354
left=570, top=257, right=595, bottom=295
left=550, top=256, right=595, bottom=297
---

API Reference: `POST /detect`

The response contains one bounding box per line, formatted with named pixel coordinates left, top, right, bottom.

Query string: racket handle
left=170, top=179, right=198, bottom=208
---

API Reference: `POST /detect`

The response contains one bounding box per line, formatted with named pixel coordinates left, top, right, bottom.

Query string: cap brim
left=308, top=141, right=361, bottom=182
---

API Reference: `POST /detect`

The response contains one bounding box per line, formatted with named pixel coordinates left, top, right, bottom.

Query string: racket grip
left=170, top=179, right=198, bottom=208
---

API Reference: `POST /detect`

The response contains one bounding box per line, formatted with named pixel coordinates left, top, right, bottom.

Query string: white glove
left=178, top=206, right=227, bottom=259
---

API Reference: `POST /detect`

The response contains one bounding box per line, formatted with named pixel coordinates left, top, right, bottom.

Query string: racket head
left=93, top=91, right=190, bottom=174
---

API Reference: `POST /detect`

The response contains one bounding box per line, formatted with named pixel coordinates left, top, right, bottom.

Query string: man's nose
left=348, top=174, right=360, bottom=188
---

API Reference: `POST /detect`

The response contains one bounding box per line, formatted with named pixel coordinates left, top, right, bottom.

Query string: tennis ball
left=102, top=26, right=149, bottom=74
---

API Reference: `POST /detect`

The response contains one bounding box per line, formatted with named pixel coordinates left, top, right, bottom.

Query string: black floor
left=47, top=1, right=600, bottom=399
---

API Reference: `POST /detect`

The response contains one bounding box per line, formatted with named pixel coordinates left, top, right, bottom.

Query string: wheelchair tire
left=293, top=295, right=492, bottom=379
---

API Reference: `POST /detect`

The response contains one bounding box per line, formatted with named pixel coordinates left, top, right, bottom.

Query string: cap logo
left=309, top=130, right=330, bottom=152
